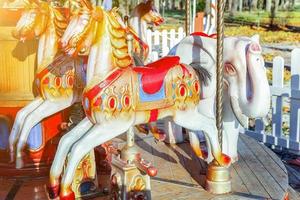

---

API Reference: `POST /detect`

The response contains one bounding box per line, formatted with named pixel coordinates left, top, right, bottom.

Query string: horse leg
left=8, top=97, right=44, bottom=162
left=59, top=120, right=133, bottom=199
left=174, top=109, right=231, bottom=166
left=48, top=117, right=92, bottom=199
left=15, top=98, right=73, bottom=169
left=188, top=131, right=208, bottom=159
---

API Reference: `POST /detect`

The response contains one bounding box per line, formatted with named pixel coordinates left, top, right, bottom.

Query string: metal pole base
left=206, top=160, right=231, bottom=194
left=111, top=155, right=152, bottom=200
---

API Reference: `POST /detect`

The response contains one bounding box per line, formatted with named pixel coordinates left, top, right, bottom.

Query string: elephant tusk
left=230, top=96, right=249, bottom=128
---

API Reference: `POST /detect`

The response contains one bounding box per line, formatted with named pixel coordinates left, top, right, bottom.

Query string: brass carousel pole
left=185, top=0, right=191, bottom=35
left=206, top=0, right=231, bottom=194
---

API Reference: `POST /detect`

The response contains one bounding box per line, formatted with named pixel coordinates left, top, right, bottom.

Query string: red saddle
left=134, top=56, right=180, bottom=94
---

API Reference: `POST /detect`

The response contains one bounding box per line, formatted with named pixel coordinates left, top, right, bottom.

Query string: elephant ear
left=251, top=34, right=260, bottom=43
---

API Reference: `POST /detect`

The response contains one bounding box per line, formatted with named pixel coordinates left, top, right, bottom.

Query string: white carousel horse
left=49, top=7, right=230, bottom=199
left=168, top=33, right=270, bottom=162
left=8, top=0, right=91, bottom=168
left=47, top=1, right=164, bottom=198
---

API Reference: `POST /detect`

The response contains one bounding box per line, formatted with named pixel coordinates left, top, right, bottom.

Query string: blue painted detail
left=0, top=119, right=9, bottom=150
left=138, top=74, right=166, bottom=102
left=84, top=98, right=89, bottom=109
left=81, top=59, right=87, bottom=86
left=27, top=123, right=43, bottom=150
left=80, top=181, right=94, bottom=195
left=168, top=44, right=178, bottom=56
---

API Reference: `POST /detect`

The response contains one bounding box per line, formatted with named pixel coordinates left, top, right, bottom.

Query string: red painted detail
left=55, top=77, right=62, bottom=87
left=123, top=95, right=130, bottom=107
left=36, top=68, right=50, bottom=81
left=179, top=64, right=191, bottom=77
left=60, top=190, right=75, bottom=200
left=149, top=109, right=158, bottom=122
left=93, top=97, right=101, bottom=107
left=84, top=69, right=123, bottom=100
left=108, top=96, right=117, bottom=110
left=194, top=81, right=200, bottom=93
left=179, top=84, right=186, bottom=96
left=191, top=32, right=217, bottom=39
left=222, top=153, right=231, bottom=165
left=134, top=56, right=180, bottom=94
left=42, top=77, right=49, bottom=84
left=67, top=75, right=74, bottom=86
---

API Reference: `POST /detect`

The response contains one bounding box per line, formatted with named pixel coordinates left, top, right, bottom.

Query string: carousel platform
left=0, top=133, right=298, bottom=200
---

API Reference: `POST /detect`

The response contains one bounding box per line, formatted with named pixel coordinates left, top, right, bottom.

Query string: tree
left=251, top=0, right=258, bottom=11
left=266, top=0, right=271, bottom=12
left=230, top=0, right=238, bottom=15
left=238, top=0, right=243, bottom=12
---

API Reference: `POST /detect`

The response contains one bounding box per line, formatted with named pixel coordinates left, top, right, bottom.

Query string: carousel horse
left=49, top=7, right=230, bottom=199
left=168, top=33, right=270, bottom=162
left=8, top=0, right=88, bottom=168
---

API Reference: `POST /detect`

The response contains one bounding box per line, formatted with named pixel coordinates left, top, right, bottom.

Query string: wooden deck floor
left=0, top=134, right=298, bottom=200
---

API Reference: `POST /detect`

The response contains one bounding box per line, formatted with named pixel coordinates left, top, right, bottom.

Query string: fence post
left=177, top=27, right=184, bottom=43
left=162, top=30, right=168, bottom=50
left=271, top=56, right=284, bottom=146
left=169, top=29, right=176, bottom=49
left=153, top=30, right=160, bottom=46
left=289, top=48, right=300, bottom=151
left=146, top=29, right=152, bottom=56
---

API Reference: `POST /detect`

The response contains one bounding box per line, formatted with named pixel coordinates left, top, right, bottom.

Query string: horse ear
left=251, top=34, right=260, bottom=44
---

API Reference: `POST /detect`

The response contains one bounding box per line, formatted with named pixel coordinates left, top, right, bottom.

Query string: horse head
left=60, top=1, right=103, bottom=57
left=12, top=0, right=51, bottom=41
left=131, top=0, right=164, bottom=26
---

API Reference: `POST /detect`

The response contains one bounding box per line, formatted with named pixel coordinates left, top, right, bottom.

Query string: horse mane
left=130, top=0, right=152, bottom=18
left=51, top=6, right=69, bottom=38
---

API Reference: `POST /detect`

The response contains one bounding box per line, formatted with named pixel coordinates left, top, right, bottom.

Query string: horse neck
left=37, top=24, right=59, bottom=69
left=37, top=6, right=67, bottom=70
left=129, top=16, right=147, bottom=42
left=86, top=12, right=131, bottom=84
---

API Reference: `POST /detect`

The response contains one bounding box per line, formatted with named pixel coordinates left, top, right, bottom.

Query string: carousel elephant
left=169, top=34, right=270, bottom=162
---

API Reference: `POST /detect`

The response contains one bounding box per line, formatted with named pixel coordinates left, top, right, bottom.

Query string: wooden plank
left=241, top=135, right=289, bottom=191
left=287, top=186, right=300, bottom=200
left=263, top=143, right=287, bottom=173
left=238, top=136, right=285, bottom=199
left=230, top=165, right=249, bottom=194
left=179, top=141, right=207, bottom=186
left=233, top=147, right=270, bottom=198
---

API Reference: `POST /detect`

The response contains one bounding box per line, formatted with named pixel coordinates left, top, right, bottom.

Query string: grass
left=225, top=10, right=300, bottom=27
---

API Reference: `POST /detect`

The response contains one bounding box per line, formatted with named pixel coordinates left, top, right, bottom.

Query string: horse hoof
left=60, top=190, right=75, bottom=200
left=15, top=157, right=24, bottom=169
left=47, top=184, right=60, bottom=199
left=220, top=153, right=231, bottom=166
left=153, top=129, right=167, bottom=142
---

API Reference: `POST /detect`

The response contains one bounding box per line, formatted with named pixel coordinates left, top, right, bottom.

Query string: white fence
left=145, top=27, right=186, bottom=62
left=246, top=48, right=300, bottom=152
left=145, top=28, right=300, bottom=152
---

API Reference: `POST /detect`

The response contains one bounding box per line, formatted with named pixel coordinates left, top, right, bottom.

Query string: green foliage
left=196, top=0, right=205, bottom=12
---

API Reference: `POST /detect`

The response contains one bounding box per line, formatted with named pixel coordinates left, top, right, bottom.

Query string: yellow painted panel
left=0, top=26, right=38, bottom=107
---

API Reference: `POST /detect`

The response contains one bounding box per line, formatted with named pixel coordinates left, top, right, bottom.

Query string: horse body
left=9, top=0, right=90, bottom=168
left=49, top=6, right=229, bottom=199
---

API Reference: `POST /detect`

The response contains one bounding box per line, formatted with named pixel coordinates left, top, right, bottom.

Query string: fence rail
left=246, top=48, right=300, bottom=152
left=146, top=27, right=300, bottom=152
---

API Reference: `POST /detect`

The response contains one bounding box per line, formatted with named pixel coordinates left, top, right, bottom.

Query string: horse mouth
left=153, top=17, right=164, bottom=26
